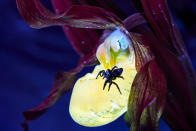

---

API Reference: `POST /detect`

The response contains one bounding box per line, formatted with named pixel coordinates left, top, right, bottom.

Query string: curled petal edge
left=128, top=32, right=154, bottom=71
left=21, top=55, right=98, bottom=131
left=123, top=13, right=147, bottom=31
left=21, top=71, right=77, bottom=131
left=127, top=60, right=167, bottom=130
left=16, top=0, right=123, bottom=29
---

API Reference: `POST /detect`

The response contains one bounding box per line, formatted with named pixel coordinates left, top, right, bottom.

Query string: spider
left=96, top=66, right=124, bottom=94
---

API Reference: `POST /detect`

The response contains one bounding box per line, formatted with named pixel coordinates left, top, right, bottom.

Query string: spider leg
left=117, top=76, right=124, bottom=79
left=100, top=70, right=105, bottom=77
left=96, top=72, right=101, bottom=79
left=103, top=75, right=106, bottom=79
left=112, top=81, right=122, bottom=94
left=108, top=81, right=112, bottom=92
left=111, top=66, right=118, bottom=71
left=96, top=70, right=105, bottom=79
left=103, top=81, right=108, bottom=90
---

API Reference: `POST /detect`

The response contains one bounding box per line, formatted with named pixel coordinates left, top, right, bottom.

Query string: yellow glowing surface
left=69, top=28, right=137, bottom=127
left=69, top=61, right=136, bottom=127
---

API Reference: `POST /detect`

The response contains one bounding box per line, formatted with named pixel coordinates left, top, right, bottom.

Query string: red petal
left=16, top=0, right=124, bottom=57
left=51, top=0, right=126, bottom=56
left=22, top=71, right=76, bottom=122
left=52, top=0, right=127, bottom=20
left=148, top=35, right=196, bottom=130
left=141, top=0, right=169, bottom=44
left=16, top=0, right=123, bottom=29
left=137, top=28, right=196, bottom=129
left=63, top=27, right=102, bottom=56
left=131, top=0, right=186, bottom=55
left=21, top=53, right=98, bottom=130
left=65, top=5, right=123, bottom=29
left=128, top=33, right=154, bottom=71
left=123, top=13, right=147, bottom=31
left=127, top=60, right=167, bottom=130
left=61, top=4, right=123, bottom=56
left=141, top=0, right=186, bottom=55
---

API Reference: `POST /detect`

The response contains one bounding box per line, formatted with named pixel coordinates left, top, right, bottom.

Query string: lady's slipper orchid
left=70, top=28, right=137, bottom=126
left=16, top=0, right=196, bottom=131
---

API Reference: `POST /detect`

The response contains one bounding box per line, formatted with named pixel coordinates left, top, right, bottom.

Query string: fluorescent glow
left=69, top=29, right=137, bottom=127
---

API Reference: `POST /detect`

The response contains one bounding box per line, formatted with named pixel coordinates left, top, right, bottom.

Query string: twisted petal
left=141, top=30, right=196, bottom=130
left=124, top=32, right=166, bottom=130
left=131, top=0, right=196, bottom=129
left=51, top=0, right=127, bottom=56
left=131, top=0, right=185, bottom=54
left=128, top=33, right=154, bottom=71
left=127, top=60, right=166, bottom=130
left=21, top=56, right=94, bottom=130
left=17, top=0, right=126, bottom=130
left=22, top=71, right=77, bottom=130
left=16, top=0, right=123, bottom=29
left=123, top=13, right=147, bottom=31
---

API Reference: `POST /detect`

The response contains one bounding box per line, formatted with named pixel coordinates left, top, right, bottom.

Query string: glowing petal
left=69, top=29, right=136, bottom=127
left=70, top=61, right=136, bottom=126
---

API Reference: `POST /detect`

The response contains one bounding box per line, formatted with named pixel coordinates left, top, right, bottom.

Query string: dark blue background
left=0, top=0, right=195, bottom=131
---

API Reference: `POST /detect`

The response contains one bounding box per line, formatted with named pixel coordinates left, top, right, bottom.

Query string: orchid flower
left=16, top=0, right=196, bottom=131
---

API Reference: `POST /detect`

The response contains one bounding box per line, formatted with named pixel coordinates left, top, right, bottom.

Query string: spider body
left=96, top=66, right=124, bottom=94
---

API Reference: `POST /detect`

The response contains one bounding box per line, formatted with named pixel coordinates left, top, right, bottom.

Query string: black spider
left=96, top=66, right=124, bottom=94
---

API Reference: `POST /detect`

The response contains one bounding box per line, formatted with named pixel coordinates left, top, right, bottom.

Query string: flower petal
left=21, top=50, right=99, bottom=131
left=62, top=27, right=102, bottom=56
left=52, top=0, right=127, bottom=20
left=132, top=0, right=186, bottom=55
left=16, top=0, right=123, bottom=29
left=123, top=13, right=147, bottom=31
left=140, top=29, right=196, bottom=129
left=52, top=0, right=127, bottom=56
left=128, top=33, right=154, bottom=71
left=69, top=61, right=137, bottom=127
left=127, top=60, right=166, bottom=130
left=22, top=71, right=77, bottom=130
left=64, top=5, right=123, bottom=29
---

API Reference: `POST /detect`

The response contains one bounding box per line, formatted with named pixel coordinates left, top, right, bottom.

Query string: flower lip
left=69, top=28, right=137, bottom=127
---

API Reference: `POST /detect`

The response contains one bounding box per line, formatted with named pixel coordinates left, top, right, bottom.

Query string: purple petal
left=16, top=0, right=123, bottom=29
left=21, top=51, right=99, bottom=130
left=123, top=13, right=147, bottom=31
left=52, top=0, right=127, bottom=56
left=52, top=0, right=127, bottom=20
left=140, top=0, right=186, bottom=55
left=22, top=71, right=77, bottom=130
left=139, top=28, right=196, bottom=129
left=62, top=26, right=102, bottom=56
left=129, top=33, right=154, bottom=71
left=128, top=60, right=167, bottom=130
